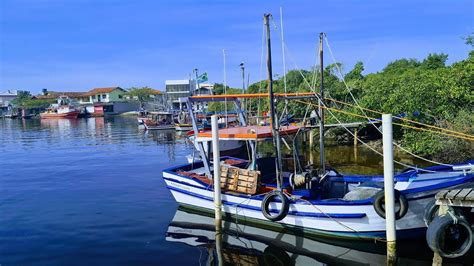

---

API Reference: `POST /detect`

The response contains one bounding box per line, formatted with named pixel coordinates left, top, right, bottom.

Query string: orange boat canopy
left=189, top=92, right=318, bottom=101
left=196, top=125, right=301, bottom=140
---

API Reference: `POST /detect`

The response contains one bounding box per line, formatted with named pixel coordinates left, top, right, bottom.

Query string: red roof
left=150, top=89, right=163, bottom=95
left=83, top=87, right=124, bottom=96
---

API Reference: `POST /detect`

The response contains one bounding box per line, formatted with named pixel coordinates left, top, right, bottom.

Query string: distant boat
left=137, top=110, right=152, bottom=125
left=143, top=112, right=175, bottom=130
left=40, top=96, right=80, bottom=119
left=4, top=113, right=18, bottom=119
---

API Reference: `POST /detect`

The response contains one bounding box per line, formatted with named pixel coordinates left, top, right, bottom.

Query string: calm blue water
left=1, top=117, right=471, bottom=265
left=0, top=117, right=197, bottom=265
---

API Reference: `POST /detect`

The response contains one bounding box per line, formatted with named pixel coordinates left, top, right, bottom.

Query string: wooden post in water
left=353, top=128, right=358, bottom=146
left=382, top=114, right=397, bottom=265
left=211, top=115, right=222, bottom=222
left=215, top=214, right=223, bottom=266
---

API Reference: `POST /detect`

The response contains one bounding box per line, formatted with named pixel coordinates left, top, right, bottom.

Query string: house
left=80, top=87, right=127, bottom=104
left=194, top=83, right=214, bottom=96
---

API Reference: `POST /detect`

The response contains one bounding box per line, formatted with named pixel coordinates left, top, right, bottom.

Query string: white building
left=0, top=90, right=18, bottom=107
left=166, top=80, right=195, bottom=110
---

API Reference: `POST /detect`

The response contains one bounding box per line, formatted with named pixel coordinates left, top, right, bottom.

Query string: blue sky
left=1, top=0, right=472, bottom=93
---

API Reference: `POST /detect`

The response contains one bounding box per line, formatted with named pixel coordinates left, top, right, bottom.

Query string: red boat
left=40, top=96, right=81, bottom=119
left=40, top=110, right=80, bottom=119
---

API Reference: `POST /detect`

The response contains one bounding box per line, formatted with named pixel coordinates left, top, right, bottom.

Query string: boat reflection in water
left=166, top=207, right=472, bottom=265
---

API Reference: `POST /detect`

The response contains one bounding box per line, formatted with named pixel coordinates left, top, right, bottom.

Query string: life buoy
left=426, top=214, right=472, bottom=258
left=261, top=190, right=290, bottom=222
left=373, top=189, right=408, bottom=220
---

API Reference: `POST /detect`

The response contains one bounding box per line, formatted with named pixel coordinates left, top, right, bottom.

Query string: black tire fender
left=424, top=199, right=466, bottom=226
left=426, top=214, right=473, bottom=258
left=261, top=190, right=290, bottom=222
left=373, top=189, right=409, bottom=220
left=424, top=198, right=439, bottom=226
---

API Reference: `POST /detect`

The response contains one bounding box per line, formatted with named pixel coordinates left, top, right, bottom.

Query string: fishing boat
left=143, top=112, right=175, bottom=130
left=40, top=96, right=80, bottom=119
left=137, top=110, right=151, bottom=125
left=162, top=14, right=474, bottom=240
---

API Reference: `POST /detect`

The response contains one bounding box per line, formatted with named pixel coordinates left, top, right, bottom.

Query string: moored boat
left=143, top=112, right=175, bottom=130
left=162, top=13, right=474, bottom=240
left=40, top=96, right=80, bottom=119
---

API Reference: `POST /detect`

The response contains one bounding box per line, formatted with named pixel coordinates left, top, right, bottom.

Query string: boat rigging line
left=269, top=25, right=471, bottom=170
left=323, top=36, right=457, bottom=167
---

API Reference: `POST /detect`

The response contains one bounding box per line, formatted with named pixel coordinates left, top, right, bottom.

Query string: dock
left=428, top=186, right=474, bottom=264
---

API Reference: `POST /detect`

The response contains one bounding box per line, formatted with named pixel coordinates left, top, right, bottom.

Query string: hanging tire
left=261, top=190, right=290, bottom=222
left=426, top=214, right=473, bottom=258
left=373, top=189, right=408, bottom=220
left=424, top=198, right=439, bottom=226
left=424, top=199, right=466, bottom=226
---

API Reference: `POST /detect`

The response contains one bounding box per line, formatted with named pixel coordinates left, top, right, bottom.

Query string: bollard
left=382, top=114, right=397, bottom=265
left=211, top=115, right=222, bottom=222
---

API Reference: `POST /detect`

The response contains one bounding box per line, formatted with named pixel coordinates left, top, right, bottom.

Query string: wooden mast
left=264, top=13, right=283, bottom=190
left=319, top=32, right=325, bottom=173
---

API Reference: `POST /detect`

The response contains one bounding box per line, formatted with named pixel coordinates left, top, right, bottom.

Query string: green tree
left=420, top=53, right=448, bottom=70
left=126, top=87, right=155, bottom=108
left=12, top=91, right=54, bottom=109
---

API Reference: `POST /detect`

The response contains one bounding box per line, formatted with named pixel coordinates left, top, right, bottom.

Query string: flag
left=197, top=72, right=208, bottom=83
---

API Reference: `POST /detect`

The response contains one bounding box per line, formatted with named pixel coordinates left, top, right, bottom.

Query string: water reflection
left=166, top=207, right=473, bottom=265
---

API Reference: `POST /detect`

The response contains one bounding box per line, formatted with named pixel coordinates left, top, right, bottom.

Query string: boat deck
left=435, top=186, right=474, bottom=207
left=196, top=125, right=301, bottom=140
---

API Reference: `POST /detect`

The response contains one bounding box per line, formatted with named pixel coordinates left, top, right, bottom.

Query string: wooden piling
left=353, top=128, right=358, bottom=146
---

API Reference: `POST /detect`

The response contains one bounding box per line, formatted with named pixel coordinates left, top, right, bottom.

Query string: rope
left=294, top=99, right=436, bottom=172
left=292, top=195, right=386, bottom=242
left=279, top=7, right=289, bottom=120
left=295, top=99, right=474, bottom=142
left=278, top=37, right=420, bottom=170
left=222, top=49, right=228, bottom=128
left=325, top=97, right=474, bottom=139
left=278, top=48, right=437, bottom=172
left=323, top=36, right=460, bottom=167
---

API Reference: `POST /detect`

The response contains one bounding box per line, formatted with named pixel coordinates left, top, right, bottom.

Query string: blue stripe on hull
left=177, top=202, right=427, bottom=240
left=167, top=184, right=366, bottom=218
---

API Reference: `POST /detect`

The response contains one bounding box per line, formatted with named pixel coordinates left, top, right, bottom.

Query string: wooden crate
left=220, top=166, right=260, bottom=195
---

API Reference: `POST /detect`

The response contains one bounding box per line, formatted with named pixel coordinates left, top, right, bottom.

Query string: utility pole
left=240, top=62, right=245, bottom=92
left=194, top=68, right=200, bottom=96
left=239, top=62, right=245, bottom=117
